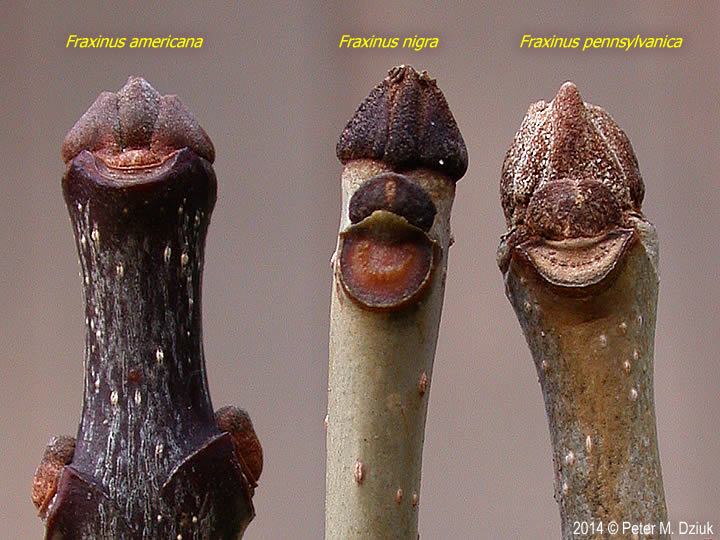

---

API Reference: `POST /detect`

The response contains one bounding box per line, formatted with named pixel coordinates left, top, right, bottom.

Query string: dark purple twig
left=34, top=77, right=260, bottom=540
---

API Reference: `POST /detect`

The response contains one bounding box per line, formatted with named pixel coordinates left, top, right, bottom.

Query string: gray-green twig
left=326, top=65, right=467, bottom=539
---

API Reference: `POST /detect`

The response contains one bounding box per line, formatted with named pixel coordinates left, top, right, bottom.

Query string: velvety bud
left=337, top=65, right=467, bottom=182
left=62, top=76, right=214, bottom=168
left=32, top=436, right=75, bottom=518
left=525, top=178, right=622, bottom=240
left=501, top=82, right=643, bottom=228
left=349, top=173, right=437, bottom=232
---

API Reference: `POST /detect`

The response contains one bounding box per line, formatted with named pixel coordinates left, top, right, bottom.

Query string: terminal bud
left=337, top=65, right=467, bottom=181
left=500, top=82, right=643, bottom=288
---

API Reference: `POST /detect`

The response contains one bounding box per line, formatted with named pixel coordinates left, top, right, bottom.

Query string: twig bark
left=326, top=65, right=467, bottom=539
left=34, top=77, right=259, bottom=539
left=498, top=82, right=667, bottom=539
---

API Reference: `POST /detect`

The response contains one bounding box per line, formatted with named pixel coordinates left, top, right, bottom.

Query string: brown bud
left=349, top=173, right=437, bottom=232
left=500, top=83, right=644, bottom=288
left=338, top=211, right=438, bottom=310
left=62, top=76, right=214, bottom=168
left=518, top=176, right=635, bottom=288
left=525, top=178, right=622, bottom=240
left=337, top=65, right=467, bottom=182
left=215, top=406, right=263, bottom=487
left=32, top=436, right=75, bottom=518
left=501, top=81, right=643, bottom=228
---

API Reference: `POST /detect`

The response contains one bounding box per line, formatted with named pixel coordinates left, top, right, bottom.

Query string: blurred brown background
left=2, top=2, right=717, bottom=538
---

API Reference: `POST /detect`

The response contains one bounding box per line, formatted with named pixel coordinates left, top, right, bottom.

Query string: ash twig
left=35, top=77, right=259, bottom=539
left=327, top=65, right=467, bottom=539
left=499, top=82, right=667, bottom=539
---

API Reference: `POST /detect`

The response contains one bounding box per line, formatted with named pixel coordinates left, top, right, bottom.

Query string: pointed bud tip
left=501, top=82, right=643, bottom=229
left=123, top=75, right=154, bottom=92
left=556, top=81, right=581, bottom=101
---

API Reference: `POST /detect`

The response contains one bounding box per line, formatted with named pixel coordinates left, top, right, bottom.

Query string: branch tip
left=337, top=65, right=467, bottom=181
left=62, top=76, right=214, bottom=168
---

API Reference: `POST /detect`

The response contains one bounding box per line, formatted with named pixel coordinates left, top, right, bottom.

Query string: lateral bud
left=349, top=173, right=437, bottom=232
left=32, top=436, right=76, bottom=519
left=215, top=406, right=264, bottom=488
